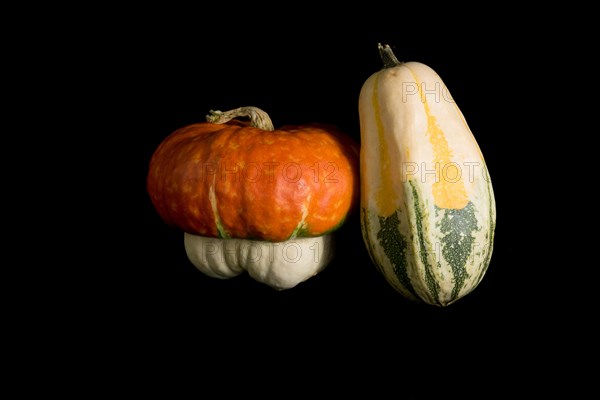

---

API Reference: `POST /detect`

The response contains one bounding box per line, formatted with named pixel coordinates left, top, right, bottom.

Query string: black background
left=33, top=7, right=575, bottom=395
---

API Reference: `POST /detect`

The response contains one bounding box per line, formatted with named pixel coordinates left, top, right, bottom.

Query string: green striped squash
left=358, top=44, right=496, bottom=306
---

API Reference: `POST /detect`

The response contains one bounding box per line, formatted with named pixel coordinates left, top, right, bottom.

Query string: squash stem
left=206, top=106, right=275, bottom=131
left=378, top=43, right=403, bottom=68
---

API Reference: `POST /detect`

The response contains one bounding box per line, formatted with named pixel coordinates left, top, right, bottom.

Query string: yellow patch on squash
left=407, top=68, right=468, bottom=210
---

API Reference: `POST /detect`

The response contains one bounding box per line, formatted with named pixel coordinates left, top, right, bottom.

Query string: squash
left=184, top=233, right=334, bottom=290
left=147, top=106, right=359, bottom=290
left=358, top=44, right=496, bottom=306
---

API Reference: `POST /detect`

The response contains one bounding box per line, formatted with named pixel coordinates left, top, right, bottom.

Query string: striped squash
left=358, top=44, right=496, bottom=306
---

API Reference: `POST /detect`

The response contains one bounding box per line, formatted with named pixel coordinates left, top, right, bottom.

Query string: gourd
left=358, top=44, right=496, bottom=306
left=147, top=106, right=359, bottom=290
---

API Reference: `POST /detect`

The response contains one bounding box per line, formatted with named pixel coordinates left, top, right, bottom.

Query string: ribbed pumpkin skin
left=147, top=120, right=359, bottom=242
left=359, top=59, right=496, bottom=306
left=184, top=233, right=334, bottom=290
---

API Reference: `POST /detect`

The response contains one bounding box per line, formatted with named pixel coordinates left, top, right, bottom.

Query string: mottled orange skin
left=147, top=120, right=359, bottom=242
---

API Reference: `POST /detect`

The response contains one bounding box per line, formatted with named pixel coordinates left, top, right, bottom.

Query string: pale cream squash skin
left=184, top=233, right=334, bottom=290
left=359, top=45, right=496, bottom=306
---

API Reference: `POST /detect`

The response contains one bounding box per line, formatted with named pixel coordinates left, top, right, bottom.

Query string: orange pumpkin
left=147, top=106, right=359, bottom=242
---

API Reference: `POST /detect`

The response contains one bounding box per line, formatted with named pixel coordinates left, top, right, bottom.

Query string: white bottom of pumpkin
left=184, top=233, right=335, bottom=290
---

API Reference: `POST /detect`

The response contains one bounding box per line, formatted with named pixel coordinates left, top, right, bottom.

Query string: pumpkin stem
left=378, top=43, right=403, bottom=68
left=206, top=106, right=275, bottom=131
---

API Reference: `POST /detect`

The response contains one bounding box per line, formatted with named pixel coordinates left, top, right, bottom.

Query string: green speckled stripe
left=475, top=166, right=496, bottom=285
left=408, top=180, right=440, bottom=304
left=437, top=201, right=477, bottom=301
left=361, top=208, right=381, bottom=273
left=376, top=211, right=418, bottom=300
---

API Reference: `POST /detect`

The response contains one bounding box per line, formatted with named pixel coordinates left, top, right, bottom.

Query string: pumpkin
left=358, top=44, right=496, bottom=306
left=147, top=106, right=359, bottom=290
